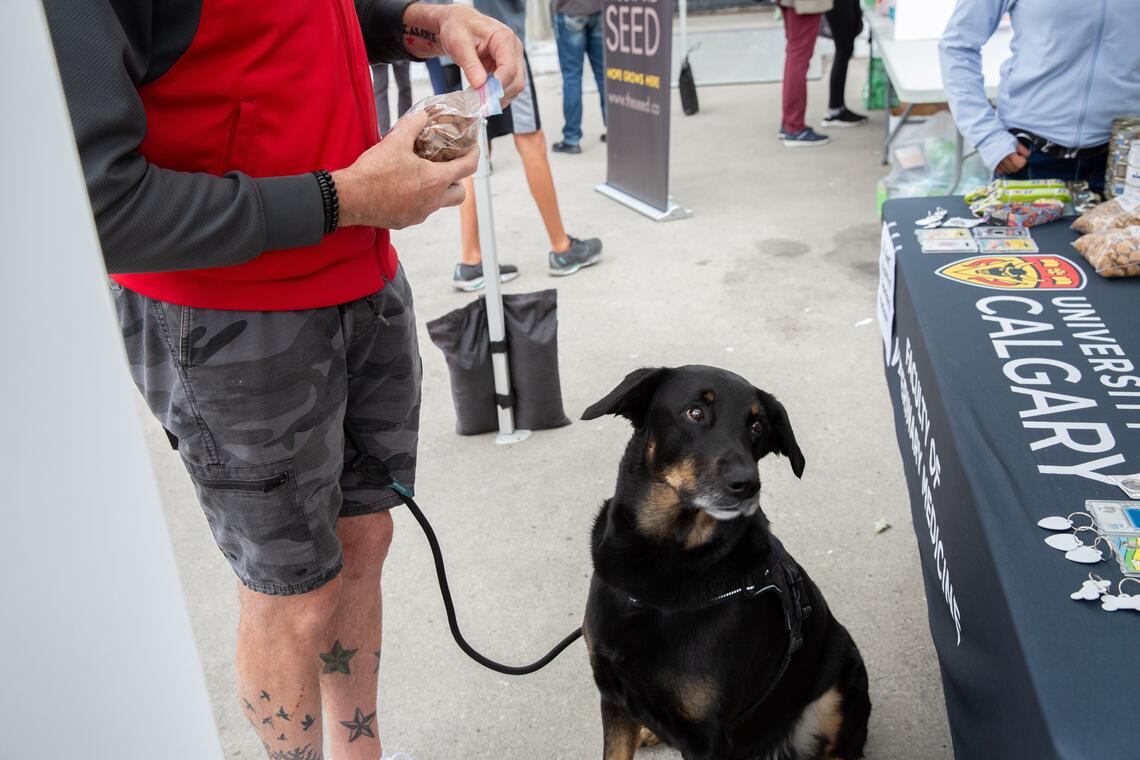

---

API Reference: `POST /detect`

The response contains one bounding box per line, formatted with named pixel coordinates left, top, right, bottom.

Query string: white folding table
left=866, top=11, right=1012, bottom=189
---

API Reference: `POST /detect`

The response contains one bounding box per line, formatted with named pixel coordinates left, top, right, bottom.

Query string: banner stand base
left=595, top=183, right=692, bottom=222
left=495, top=429, right=532, bottom=445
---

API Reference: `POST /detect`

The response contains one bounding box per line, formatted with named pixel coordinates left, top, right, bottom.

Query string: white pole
left=680, top=0, right=688, bottom=69
left=472, top=119, right=532, bottom=445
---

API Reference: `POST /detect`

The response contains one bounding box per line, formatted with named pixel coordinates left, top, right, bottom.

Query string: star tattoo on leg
left=319, top=640, right=358, bottom=675
left=339, top=707, right=376, bottom=743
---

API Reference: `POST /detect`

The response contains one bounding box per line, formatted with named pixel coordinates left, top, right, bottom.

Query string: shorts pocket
left=183, top=457, right=322, bottom=590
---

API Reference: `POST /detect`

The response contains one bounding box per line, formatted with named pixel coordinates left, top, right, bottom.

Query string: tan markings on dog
left=637, top=726, right=661, bottom=747
left=646, top=439, right=657, bottom=466
left=637, top=482, right=682, bottom=540
left=703, top=391, right=716, bottom=403
left=788, top=687, right=843, bottom=758
left=662, top=458, right=699, bottom=492
left=751, top=402, right=761, bottom=416
left=602, top=710, right=641, bottom=760
left=674, top=675, right=719, bottom=722
left=682, top=511, right=718, bottom=550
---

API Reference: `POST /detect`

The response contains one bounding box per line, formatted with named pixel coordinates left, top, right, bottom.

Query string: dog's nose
left=722, top=466, right=760, bottom=499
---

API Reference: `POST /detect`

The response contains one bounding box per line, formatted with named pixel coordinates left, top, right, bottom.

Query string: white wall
left=0, top=2, right=223, bottom=757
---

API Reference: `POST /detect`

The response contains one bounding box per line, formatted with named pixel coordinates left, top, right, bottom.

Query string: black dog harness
left=625, top=537, right=814, bottom=727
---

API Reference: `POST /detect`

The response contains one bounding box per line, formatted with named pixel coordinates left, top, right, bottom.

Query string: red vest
left=113, top=0, right=397, bottom=310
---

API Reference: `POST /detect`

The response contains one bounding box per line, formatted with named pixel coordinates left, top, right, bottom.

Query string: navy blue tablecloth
left=881, top=197, right=1139, bottom=759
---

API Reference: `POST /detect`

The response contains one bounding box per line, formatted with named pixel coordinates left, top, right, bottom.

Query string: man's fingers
left=449, top=30, right=490, bottom=90
left=386, top=109, right=429, bottom=150
left=440, top=145, right=481, bottom=184
left=486, top=31, right=524, bottom=101
left=1016, top=142, right=1031, bottom=157
left=439, top=182, right=467, bottom=208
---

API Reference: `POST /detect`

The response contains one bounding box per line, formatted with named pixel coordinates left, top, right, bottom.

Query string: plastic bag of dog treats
left=1072, top=225, right=1140, bottom=278
left=1071, top=193, right=1140, bottom=234
left=406, top=77, right=504, bottom=162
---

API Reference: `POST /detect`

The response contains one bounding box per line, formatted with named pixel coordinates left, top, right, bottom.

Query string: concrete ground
left=145, top=49, right=953, bottom=760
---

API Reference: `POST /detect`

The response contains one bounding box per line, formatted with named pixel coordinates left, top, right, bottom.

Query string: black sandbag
left=426, top=289, right=571, bottom=435
left=425, top=297, right=497, bottom=435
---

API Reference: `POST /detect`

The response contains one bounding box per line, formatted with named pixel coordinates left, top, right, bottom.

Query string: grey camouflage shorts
left=113, top=267, right=421, bottom=596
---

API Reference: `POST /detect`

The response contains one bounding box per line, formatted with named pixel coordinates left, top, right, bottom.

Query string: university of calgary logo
left=936, top=255, right=1085, bottom=290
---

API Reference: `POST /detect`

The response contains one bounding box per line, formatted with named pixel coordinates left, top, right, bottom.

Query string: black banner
left=882, top=197, right=1140, bottom=758
left=602, top=0, right=672, bottom=211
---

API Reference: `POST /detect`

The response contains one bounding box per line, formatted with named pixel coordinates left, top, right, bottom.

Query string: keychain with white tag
left=1037, top=512, right=1094, bottom=531
left=1063, top=530, right=1111, bottom=564
left=915, top=207, right=948, bottom=227
left=1099, top=578, right=1140, bottom=613
left=1070, top=573, right=1111, bottom=601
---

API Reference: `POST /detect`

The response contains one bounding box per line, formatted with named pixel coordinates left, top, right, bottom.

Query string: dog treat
left=406, top=77, right=504, bottom=162
left=964, top=178, right=1071, bottom=205
left=1071, top=193, right=1140, bottom=234
left=1072, top=225, right=1140, bottom=278
left=984, top=199, right=1065, bottom=227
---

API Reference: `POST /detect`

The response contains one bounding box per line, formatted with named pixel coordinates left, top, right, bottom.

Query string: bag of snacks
left=407, top=77, right=504, bottom=162
left=985, top=199, right=1065, bottom=227
left=1072, top=225, right=1140, bottom=278
left=1070, top=193, right=1140, bottom=234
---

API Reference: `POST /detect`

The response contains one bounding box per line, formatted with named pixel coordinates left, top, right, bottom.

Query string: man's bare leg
left=513, top=130, right=572, bottom=254
left=320, top=511, right=394, bottom=760
left=237, top=578, right=342, bottom=760
left=459, top=175, right=481, bottom=265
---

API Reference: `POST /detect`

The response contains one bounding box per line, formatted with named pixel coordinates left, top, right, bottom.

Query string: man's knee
left=338, top=510, right=394, bottom=581
left=240, top=574, right=344, bottom=644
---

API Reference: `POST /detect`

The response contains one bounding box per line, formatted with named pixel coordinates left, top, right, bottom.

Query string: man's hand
left=995, top=142, right=1030, bottom=175
left=332, top=111, right=479, bottom=230
left=401, top=3, right=525, bottom=103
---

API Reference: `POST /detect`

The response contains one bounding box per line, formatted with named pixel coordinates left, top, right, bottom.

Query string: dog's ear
left=582, top=367, right=670, bottom=427
left=758, top=391, right=805, bottom=479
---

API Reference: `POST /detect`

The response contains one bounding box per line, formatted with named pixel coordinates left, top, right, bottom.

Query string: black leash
left=344, top=423, right=582, bottom=676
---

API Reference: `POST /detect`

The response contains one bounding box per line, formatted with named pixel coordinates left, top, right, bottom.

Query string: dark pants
left=1002, top=144, right=1109, bottom=196
left=825, top=0, right=862, bottom=111
left=371, top=62, right=412, bottom=135
left=782, top=6, right=822, bottom=134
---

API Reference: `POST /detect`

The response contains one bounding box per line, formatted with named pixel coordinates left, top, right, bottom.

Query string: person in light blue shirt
left=939, top=0, right=1140, bottom=194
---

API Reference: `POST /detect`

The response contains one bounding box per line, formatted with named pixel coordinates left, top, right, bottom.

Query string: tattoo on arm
left=319, top=640, right=358, bottom=675
left=339, top=707, right=377, bottom=743
left=403, top=24, right=439, bottom=48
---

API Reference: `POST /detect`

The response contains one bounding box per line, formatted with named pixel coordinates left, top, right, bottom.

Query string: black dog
left=582, top=366, right=870, bottom=760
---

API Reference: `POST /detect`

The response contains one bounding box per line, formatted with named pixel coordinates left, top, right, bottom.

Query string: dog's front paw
left=638, top=726, right=662, bottom=747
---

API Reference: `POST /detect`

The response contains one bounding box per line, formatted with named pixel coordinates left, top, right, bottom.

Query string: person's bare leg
left=458, top=175, right=481, bottom=265
left=320, top=511, right=394, bottom=760
left=237, top=578, right=343, bottom=760
left=513, top=130, right=572, bottom=253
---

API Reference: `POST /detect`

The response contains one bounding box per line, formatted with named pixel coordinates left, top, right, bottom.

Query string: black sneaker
left=551, top=141, right=582, bottom=154
left=549, top=237, right=602, bottom=276
left=600, top=133, right=607, bottom=143
left=782, top=127, right=830, bottom=147
left=451, top=262, right=520, bottom=292
left=821, top=107, right=869, bottom=128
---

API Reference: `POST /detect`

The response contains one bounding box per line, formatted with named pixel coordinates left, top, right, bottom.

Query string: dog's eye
left=686, top=406, right=705, bottom=423
left=750, top=420, right=763, bottom=436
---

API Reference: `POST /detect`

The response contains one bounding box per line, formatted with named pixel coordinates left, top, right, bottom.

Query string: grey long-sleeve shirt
left=42, top=0, right=417, bottom=275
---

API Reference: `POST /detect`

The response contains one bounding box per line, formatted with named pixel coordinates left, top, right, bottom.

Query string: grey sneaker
left=451, top=262, right=520, bottom=292
left=549, top=236, right=602, bottom=276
